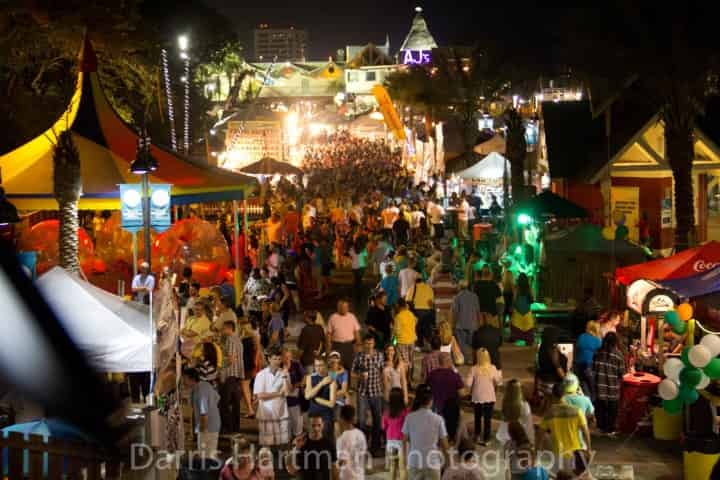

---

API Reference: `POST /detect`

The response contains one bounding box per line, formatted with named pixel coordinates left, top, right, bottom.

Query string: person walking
left=298, top=310, right=326, bottom=373
left=465, top=348, right=502, bottom=445
left=509, top=273, right=535, bottom=345
left=238, top=318, right=261, bottom=419
left=366, top=291, right=393, bottom=349
left=451, top=280, right=481, bottom=362
left=336, top=405, right=368, bottom=480
left=382, top=387, right=408, bottom=480
left=398, top=261, right=420, bottom=299
left=284, top=348, right=306, bottom=439
left=327, top=300, right=362, bottom=372
left=536, top=327, right=568, bottom=413
left=406, top=277, right=435, bottom=351
left=305, top=356, right=337, bottom=441
left=421, top=336, right=444, bottom=383
left=537, top=383, right=591, bottom=476
left=402, top=384, right=450, bottom=480
left=352, top=334, right=385, bottom=456
left=472, top=314, right=503, bottom=372
left=379, top=264, right=401, bottom=310
left=219, top=321, right=244, bottom=434
left=383, top=344, right=409, bottom=406
left=329, top=351, right=350, bottom=419
left=427, top=353, right=465, bottom=442
left=496, top=378, right=535, bottom=446
left=286, top=413, right=338, bottom=480
left=183, top=368, right=221, bottom=459
left=394, top=299, right=418, bottom=386
left=593, top=332, right=626, bottom=435
left=254, top=346, right=292, bottom=448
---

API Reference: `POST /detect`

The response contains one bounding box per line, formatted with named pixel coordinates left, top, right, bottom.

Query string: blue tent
left=659, top=265, right=720, bottom=299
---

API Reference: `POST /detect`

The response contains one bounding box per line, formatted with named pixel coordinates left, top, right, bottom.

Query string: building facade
left=254, top=25, right=307, bottom=62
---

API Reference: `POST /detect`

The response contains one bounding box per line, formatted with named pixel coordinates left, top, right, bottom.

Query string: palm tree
left=52, top=130, right=82, bottom=274
left=505, top=107, right=527, bottom=204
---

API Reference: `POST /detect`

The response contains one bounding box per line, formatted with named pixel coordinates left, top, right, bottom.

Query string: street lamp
left=130, top=133, right=158, bottom=273
left=178, top=34, right=191, bottom=154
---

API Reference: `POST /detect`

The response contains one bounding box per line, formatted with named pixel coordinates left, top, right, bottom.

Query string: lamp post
left=178, top=35, right=190, bottom=154
left=130, top=133, right=158, bottom=272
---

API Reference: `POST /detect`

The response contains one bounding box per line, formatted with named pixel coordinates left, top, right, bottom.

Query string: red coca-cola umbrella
left=616, top=241, right=720, bottom=285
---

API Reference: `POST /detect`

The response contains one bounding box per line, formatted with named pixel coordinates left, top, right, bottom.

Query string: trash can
left=652, top=406, right=682, bottom=440
left=684, top=435, right=720, bottom=480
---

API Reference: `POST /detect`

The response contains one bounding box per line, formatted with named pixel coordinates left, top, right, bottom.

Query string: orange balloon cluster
left=677, top=303, right=694, bottom=322
left=18, top=220, right=95, bottom=274
left=152, top=218, right=230, bottom=286
left=95, top=212, right=157, bottom=267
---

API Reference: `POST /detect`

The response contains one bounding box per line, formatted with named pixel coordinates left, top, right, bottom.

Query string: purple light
left=402, top=49, right=431, bottom=65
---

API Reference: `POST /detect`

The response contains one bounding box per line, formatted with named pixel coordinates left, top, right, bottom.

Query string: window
left=365, top=71, right=377, bottom=82
left=347, top=71, right=360, bottom=83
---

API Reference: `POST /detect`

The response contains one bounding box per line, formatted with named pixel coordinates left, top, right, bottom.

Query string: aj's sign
left=402, top=49, right=431, bottom=65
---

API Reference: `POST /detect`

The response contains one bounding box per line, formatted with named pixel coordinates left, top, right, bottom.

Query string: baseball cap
left=563, top=373, right=580, bottom=394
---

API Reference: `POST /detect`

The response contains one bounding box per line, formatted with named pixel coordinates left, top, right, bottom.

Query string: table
left=618, top=372, right=661, bottom=434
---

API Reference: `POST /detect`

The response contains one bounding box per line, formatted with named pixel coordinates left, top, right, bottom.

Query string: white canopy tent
left=36, top=267, right=151, bottom=372
left=455, top=152, right=509, bottom=180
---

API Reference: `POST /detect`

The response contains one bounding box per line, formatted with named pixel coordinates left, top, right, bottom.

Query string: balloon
left=674, top=321, right=687, bottom=335
left=658, top=379, right=679, bottom=400
left=680, top=367, right=703, bottom=387
left=681, top=346, right=693, bottom=367
left=665, top=311, right=680, bottom=327
left=17, top=220, right=95, bottom=275
left=612, top=210, right=626, bottom=226
left=697, top=374, right=711, bottom=390
left=663, top=397, right=684, bottom=415
left=677, top=303, right=694, bottom=322
left=701, top=334, right=720, bottom=357
left=615, top=225, right=629, bottom=240
left=602, top=226, right=616, bottom=240
left=663, top=358, right=684, bottom=381
left=704, top=358, right=720, bottom=379
left=679, top=385, right=700, bottom=404
left=689, top=345, right=713, bottom=369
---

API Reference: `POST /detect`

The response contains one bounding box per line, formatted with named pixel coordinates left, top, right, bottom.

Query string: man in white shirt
left=253, top=346, right=292, bottom=447
left=399, top=262, right=420, bottom=298
left=427, top=201, right=445, bottom=239
left=457, top=195, right=471, bottom=241
left=410, top=205, right=426, bottom=242
left=131, top=262, right=155, bottom=304
left=336, top=405, right=367, bottom=480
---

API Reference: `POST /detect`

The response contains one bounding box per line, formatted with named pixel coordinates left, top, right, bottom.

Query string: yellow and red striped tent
left=0, top=35, right=255, bottom=210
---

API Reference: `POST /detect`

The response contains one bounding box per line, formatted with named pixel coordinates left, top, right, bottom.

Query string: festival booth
left=36, top=267, right=152, bottom=372
left=1, top=36, right=256, bottom=297
left=453, top=152, right=508, bottom=208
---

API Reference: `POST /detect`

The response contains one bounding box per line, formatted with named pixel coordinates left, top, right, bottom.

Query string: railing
left=1, top=431, right=119, bottom=480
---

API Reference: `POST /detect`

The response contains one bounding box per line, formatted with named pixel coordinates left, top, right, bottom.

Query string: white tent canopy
left=36, top=267, right=151, bottom=372
left=455, top=152, right=509, bottom=180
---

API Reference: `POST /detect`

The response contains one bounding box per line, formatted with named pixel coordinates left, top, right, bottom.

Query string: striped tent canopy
left=0, top=35, right=255, bottom=210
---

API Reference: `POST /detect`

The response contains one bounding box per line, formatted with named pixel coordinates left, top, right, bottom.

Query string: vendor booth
left=454, top=152, right=509, bottom=208
left=36, top=267, right=152, bottom=372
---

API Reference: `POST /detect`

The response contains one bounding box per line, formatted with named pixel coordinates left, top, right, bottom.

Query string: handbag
left=451, top=338, right=465, bottom=366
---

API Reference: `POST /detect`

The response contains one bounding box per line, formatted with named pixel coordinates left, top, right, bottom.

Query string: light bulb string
left=161, top=49, right=177, bottom=151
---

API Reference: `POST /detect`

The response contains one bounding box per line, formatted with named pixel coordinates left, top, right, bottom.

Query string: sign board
left=150, top=184, right=172, bottom=232
left=401, top=49, right=432, bottom=65
left=224, top=121, right=282, bottom=169
left=627, top=279, right=676, bottom=315
left=661, top=188, right=672, bottom=228
left=611, top=186, right=640, bottom=241
left=120, top=184, right=143, bottom=232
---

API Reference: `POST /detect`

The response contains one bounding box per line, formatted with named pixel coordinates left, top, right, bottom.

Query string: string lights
left=160, top=49, right=177, bottom=151
left=179, top=35, right=190, bottom=154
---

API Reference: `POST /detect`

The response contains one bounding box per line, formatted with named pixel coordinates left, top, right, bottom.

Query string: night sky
left=203, top=1, right=566, bottom=64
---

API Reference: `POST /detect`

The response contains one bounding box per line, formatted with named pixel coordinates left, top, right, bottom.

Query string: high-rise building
left=254, top=24, right=307, bottom=62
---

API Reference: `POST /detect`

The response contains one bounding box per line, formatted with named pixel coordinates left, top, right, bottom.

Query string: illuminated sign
left=402, top=49, right=431, bottom=65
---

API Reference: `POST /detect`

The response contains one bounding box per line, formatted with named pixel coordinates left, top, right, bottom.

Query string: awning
left=0, top=35, right=255, bottom=210
left=455, top=152, right=508, bottom=180
left=513, top=190, right=588, bottom=219
left=616, top=241, right=720, bottom=285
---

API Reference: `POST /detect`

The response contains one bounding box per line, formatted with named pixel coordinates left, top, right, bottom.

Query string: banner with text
left=611, top=186, right=640, bottom=241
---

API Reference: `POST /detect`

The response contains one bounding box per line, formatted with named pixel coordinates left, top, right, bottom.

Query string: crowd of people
left=140, top=146, right=644, bottom=480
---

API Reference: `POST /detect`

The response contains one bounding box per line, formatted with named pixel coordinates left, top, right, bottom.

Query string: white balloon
left=663, top=358, right=684, bottom=382
left=658, top=379, right=679, bottom=400
left=697, top=373, right=711, bottom=390
left=701, top=334, right=720, bottom=357
left=690, top=345, right=713, bottom=369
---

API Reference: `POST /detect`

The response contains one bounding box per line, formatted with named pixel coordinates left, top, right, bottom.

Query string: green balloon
left=615, top=225, right=629, bottom=240
left=704, top=358, right=720, bottom=379
left=680, top=367, right=703, bottom=387
left=674, top=321, right=688, bottom=335
left=663, top=397, right=684, bottom=415
left=679, top=385, right=700, bottom=404
left=665, top=311, right=680, bottom=326
left=681, top=346, right=693, bottom=367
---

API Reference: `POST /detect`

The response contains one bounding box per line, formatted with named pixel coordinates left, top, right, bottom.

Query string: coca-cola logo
left=694, top=260, right=720, bottom=272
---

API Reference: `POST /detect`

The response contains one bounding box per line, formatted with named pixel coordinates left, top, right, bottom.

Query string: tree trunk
left=666, top=126, right=695, bottom=250
left=58, top=199, right=80, bottom=274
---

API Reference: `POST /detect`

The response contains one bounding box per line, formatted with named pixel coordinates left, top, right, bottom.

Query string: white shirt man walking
left=254, top=346, right=292, bottom=447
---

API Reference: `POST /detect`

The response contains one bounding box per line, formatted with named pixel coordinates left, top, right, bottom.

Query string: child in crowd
left=381, top=387, right=408, bottom=480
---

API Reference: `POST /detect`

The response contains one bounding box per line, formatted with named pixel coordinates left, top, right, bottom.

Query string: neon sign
left=402, top=49, right=431, bottom=65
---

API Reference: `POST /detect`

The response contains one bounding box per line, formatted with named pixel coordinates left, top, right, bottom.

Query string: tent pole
left=132, top=231, right=138, bottom=278
left=233, top=200, right=242, bottom=308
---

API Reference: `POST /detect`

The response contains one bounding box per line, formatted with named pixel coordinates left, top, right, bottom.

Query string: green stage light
left=517, top=213, right=532, bottom=226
